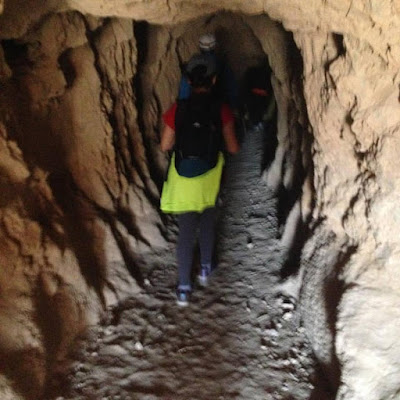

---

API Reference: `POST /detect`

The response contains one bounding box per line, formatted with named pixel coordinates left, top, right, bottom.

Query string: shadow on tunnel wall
left=2, top=32, right=146, bottom=301
left=251, top=32, right=342, bottom=397
left=0, top=37, right=113, bottom=399
left=278, top=185, right=310, bottom=280
left=275, top=34, right=313, bottom=281
left=320, top=244, right=357, bottom=394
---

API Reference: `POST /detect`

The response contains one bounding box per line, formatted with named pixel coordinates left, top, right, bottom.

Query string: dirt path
left=58, top=125, right=318, bottom=400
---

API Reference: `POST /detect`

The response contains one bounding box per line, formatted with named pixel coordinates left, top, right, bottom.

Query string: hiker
left=160, top=53, right=240, bottom=306
left=242, top=62, right=276, bottom=131
left=178, top=33, right=239, bottom=113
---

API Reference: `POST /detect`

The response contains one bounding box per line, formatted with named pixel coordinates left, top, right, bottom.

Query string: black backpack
left=174, top=94, right=222, bottom=178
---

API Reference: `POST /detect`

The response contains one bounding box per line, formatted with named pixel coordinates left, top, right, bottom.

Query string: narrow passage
left=59, top=125, right=318, bottom=400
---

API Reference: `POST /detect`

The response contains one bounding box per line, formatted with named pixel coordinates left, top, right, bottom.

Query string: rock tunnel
left=1, top=1, right=400, bottom=399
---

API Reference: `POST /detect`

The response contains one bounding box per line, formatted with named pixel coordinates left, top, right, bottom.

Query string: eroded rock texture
left=1, top=1, right=400, bottom=399
left=0, top=12, right=169, bottom=398
left=295, top=28, right=400, bottom=399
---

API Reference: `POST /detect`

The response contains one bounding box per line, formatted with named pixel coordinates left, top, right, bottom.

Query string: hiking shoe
left=197, top=263, right=212, bottom=287
left=176, top=288, right=190, bottom=307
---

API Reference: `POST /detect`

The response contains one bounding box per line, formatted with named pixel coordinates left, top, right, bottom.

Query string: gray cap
left=199, top=33, right=216, bottom=51
left=186, top=53, right=217, bottom=77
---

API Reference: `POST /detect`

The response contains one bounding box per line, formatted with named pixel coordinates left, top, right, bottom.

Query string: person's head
left=198, top=33, right=216, bottom=53
left=185, top=53, right=217, bottom=91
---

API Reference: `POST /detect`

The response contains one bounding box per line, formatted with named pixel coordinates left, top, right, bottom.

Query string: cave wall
left=295, top=28, right=400, bottom=398
left=1, top=1, right=400, bottom=400
left=249, top=6, right=400, bottom=399
left=0, top=12, right=170, bottom=398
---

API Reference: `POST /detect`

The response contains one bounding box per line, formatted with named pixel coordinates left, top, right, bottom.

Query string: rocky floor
left=54, top=123, right=321, bottom=400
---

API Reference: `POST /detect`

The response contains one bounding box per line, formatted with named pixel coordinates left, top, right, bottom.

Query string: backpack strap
left=209, top=97, right=223, bottom=153
left=174, top=98, right=190, bottom=154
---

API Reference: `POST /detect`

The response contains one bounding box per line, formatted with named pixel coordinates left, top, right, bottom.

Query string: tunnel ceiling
left=1, top=0, right=400, bottom=64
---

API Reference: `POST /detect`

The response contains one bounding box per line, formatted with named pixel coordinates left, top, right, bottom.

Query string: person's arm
left=161, top=103, right=177, bottom=151
left=220, top=104, right=240, bottom=154
left=222, top=120, right=240, bottom=154
left=160, top=124, right=175, bottom=152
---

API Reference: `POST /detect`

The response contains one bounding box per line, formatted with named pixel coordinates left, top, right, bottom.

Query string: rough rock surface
left=0, top=11, right=166, bottom=398
left=0, top=1, right=400, bottom=399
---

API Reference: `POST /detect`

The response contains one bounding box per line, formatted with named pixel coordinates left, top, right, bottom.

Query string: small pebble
left=134, top=341, right=144, bottom=351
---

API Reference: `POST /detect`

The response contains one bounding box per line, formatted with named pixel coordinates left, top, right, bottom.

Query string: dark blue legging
left=177, top=207, right=217, bottom=289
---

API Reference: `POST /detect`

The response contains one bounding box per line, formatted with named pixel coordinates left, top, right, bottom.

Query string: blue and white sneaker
left=176, top=288, right=190, bottom=307
left=197, top=263, right=212, bottom=287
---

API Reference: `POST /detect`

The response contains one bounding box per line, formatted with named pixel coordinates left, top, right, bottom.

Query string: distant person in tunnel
left=242, top=61, right=276, bottom=133
left=242, top=61, right=278, bottom=173
left=178, top=33, right=239, bottom=114
left=160, top=53, right=240, bottom=306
